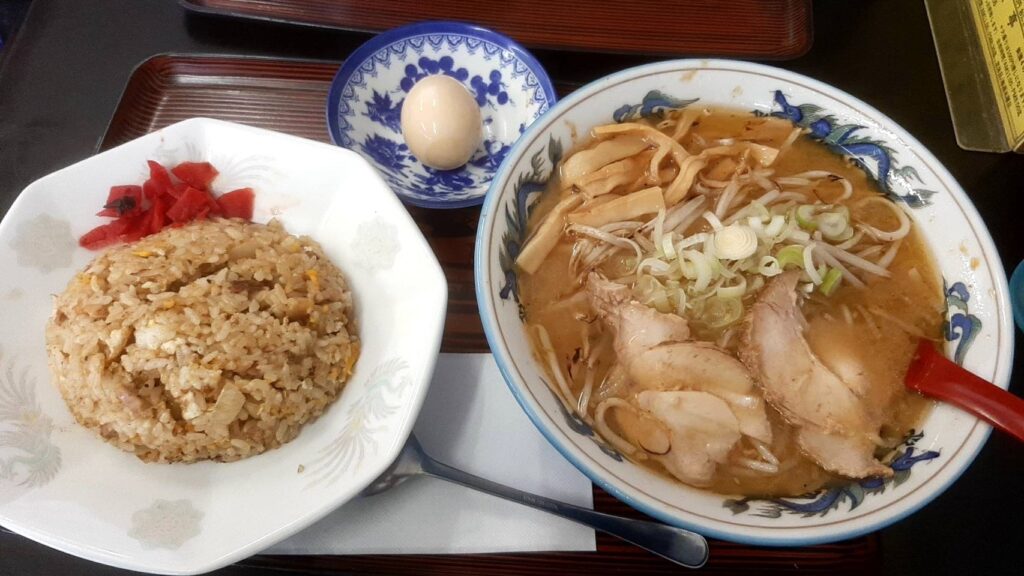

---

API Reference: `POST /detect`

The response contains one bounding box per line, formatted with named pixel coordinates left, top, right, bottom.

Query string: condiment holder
left=326, top=21, right=557, bottom=208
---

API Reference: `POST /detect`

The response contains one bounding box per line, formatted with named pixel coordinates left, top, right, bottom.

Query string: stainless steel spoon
left=362, top=434, right=709, bottom=569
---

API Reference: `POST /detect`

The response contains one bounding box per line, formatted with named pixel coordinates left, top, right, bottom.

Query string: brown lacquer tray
left=178, top=0, right=813, bottom=59
left=100, top=53, right=878, bottom=574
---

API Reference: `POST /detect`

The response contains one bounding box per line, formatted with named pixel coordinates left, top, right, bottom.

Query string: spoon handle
left=419, top=454, right=708, bottom=569
left=906, top=340, right=1024, bottom=443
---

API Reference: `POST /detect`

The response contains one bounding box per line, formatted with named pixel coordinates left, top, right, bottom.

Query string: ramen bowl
left=475, top=59, right=1014, bottom=545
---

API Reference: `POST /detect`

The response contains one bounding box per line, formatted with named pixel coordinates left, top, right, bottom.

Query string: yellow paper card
left=970, top=0, right=1024, bottom=146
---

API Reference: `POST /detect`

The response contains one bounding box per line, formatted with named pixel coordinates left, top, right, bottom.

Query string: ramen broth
left=518, top=108, right=943, bottom=497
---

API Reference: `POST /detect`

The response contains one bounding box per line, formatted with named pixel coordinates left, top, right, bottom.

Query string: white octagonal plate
left=0, top=118, right=446, bottom=574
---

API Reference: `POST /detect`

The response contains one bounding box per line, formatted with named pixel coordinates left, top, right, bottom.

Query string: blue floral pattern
left=469, top=69, right=512, bottom=107
left=498, top=135, right=563, bottom=304
left=400, top=56, right=470, bottom=91
left=327, top=27, right=555, bottom=207
left=363, top=91, right=403, bottom=133
left=359, top=134, right=409, bottom=174
left=614, top=90, right=699, bottom=123
left=765, top=91, right=938, bottom=208
left=414, top=165, right=475, bottom=190
left=944, top=280, right=982, bottom=366
left=469, top=139, right=513, bottom=171
left=723, top=430, right=940, bottom=518
left=540, top=377, right=623, bottom=463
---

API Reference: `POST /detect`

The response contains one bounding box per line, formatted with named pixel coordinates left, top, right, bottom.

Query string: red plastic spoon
left=905, top=340, right=1024, bottom=443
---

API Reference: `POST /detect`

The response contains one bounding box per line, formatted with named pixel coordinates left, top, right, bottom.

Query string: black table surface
left=0, top=1, right=1022, bottom=574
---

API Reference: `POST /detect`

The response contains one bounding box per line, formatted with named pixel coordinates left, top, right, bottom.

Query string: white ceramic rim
left=0, top=119, right=449, bottom=574
left=475, top=59, right=1015, bottom=546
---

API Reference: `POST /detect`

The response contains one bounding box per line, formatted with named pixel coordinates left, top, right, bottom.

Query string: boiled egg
left=400, top=75, right=482, bottom=170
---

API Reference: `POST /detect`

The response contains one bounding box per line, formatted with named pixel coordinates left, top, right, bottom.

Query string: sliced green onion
left=676, top=232, right=709, bottom=250
left=674, top=288, right=688, bottom=314
left=637, top=274, right=673, bottom=313
left=829, top=225, right=855, bottom=243
left=635, top=274, right=660, bottom=298
left=702, top=210, right=724, bottom=231
left=764, top=214, right=786, bottom=238
left=661, top=232, right=677, bottom=260
left=796, top=205, right=818, bottom=230
left=803, top=244, right=822, bottom=284
left=713, top=225, right=759, bottom=260
left=737, top=253, right=761, bottom=273
left=665, top=260, right=683, bottom=280
left=749, top=201, right=770, bottom=221
left=716, top=276, right=748, bottom=299
left=775, top=245, right=804, bottom=269
left=816, top=211, right=849, bottom=241
left=702, top=232, right=716, bottom=255
left=787, top=229, right=811, bottom=243
left=696, top=277, right=727, bottom=301
left=835, top=229, right=864, bottom=250
left=758, top=255, right=783, bottom=276
left=724, top=201, right=767, bottom=227
left=678, top=257, right=697, bottom=280
left=747, top=216, right=766, bottom=237
left=731, top=201, right=770, bottom=225
left=776, top=216, right=798, bottom=243
left=650, top=289, right=672, bottom=313
left=819, top=267, right=843, bottom=296
left=636, top=274, right=666, bottom=300
left=638, top=257, right=672, bottom=276
left=682, top=249, right=714, bottom=291
left=702, top=296, right=744, bottom=328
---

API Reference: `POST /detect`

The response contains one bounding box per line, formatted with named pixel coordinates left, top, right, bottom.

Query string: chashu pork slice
left=587, top=273, right=772, bottom=445
left=741, top=271, right=891, bottom=479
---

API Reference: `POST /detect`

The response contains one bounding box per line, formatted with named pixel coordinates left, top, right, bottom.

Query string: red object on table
left=217, top=187, right=255, bottom=220
left=80, top=159, right=251, bottom=249
left=78, top=212, right=148, bottom=249
left=166, top=185, right=221, bottom=222
left=78, top=218, right=132, bottom=249
left=170, top=160, right=219, bottom=190
left=906, top=340, right=1024, bottom=443
left=144, top=160, right=179, bottom=200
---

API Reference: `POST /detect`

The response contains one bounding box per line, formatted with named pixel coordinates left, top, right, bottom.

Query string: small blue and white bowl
left=327, top=21, right=557, bottom=209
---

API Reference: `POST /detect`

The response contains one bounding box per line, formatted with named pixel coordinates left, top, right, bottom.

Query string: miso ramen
left=517, top=106, right=943, bottom=497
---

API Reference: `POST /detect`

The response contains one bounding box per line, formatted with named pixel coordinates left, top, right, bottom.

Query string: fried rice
left=45, top=218, right=359, bottom=463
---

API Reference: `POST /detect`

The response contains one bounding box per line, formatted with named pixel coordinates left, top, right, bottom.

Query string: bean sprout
left=856, top=196, right=911, bottom=241
left=532, top=325, right=575, bottom=411
left=568, top=224, right=644, bottom=265
left=594, top=398, right=640, bottom=456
